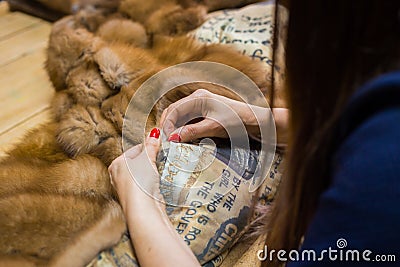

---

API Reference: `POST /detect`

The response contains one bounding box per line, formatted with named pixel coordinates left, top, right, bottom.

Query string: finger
left=169, top=119, right=226, bottom=143
left=160, top=94, right=205, bottom=136
left=124, top=144, right=143, bottom=159
left=161, top=101, right=190, bottom=137
left=159, top=107, right=169, bottom=131
left=144, top=128, right=161, bottom=162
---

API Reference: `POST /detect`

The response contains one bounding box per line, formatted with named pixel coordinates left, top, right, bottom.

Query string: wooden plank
left=0, top=109, right=51, bottom=158
left=0, top=12, right=42, bottom=40
left=0, top=48, right=54, bottom=134
left=0, top=3, right=54, bottom=158
left=0, top=23, right=51, bottom=66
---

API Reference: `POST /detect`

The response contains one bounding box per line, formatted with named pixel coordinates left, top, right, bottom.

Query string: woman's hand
left=108, top=128, right=200, bottom=267
left=160, top=89, right=288, bottom=144
left=108, top=128, right=162, bottom=211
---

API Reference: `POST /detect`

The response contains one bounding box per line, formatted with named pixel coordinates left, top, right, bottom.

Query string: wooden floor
left=0, top=1, right=53, bottom=157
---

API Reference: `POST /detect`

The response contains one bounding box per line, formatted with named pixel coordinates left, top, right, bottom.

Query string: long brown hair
left=264, top=0, right=400, bottom=265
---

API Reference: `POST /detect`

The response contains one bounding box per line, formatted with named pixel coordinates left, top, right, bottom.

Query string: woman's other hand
left=160, top=89, right=273, bottom=143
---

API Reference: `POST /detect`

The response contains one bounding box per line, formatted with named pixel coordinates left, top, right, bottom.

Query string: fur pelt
left=119, top=0, right=264, bottom=36
left=0, top=124, right=126, bottom=266
left=0, top=0, right=269, bottom=265
left=47, top=16, right=268, bottom=165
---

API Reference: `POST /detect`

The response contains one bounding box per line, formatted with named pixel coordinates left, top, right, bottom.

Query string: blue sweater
left=288, top=72, right=400, bottom=266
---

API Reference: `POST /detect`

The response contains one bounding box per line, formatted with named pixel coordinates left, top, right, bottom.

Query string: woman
left=265, top=0, right=400, bottom=266
left=109, top=0, right=400, bottom=266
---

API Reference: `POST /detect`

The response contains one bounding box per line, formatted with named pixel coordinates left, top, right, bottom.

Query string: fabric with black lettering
left=88, top=143, right=284, bottom=267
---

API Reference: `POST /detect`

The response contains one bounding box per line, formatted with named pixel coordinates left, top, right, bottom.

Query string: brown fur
left=119, top=0, right=207, bottom=36
left=66, top=62, right=115, bottom=106
left=39, top=0, right=263, bottom=35
left=94, top=43, right=160, bottom=89
left=119, top=0, right=178, bottom=25
left=46, top=16, right=104, bottom=91
left=71, top=0, right=121, bottom=13
left=3, top=0, right=269, bottom=264
left=97, top=18, right=148, bottom=47
left=56, top=105, right=122, bottom=165
left=145, top=4, right=207, bottom=36
left=0, top=125, right=126, bottom=266
left=47, top=14, right=268, bottom=165
left=119, top=0, right=264, bottom=36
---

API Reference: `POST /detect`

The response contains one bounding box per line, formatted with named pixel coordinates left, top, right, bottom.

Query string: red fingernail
left=168, top=133, right=181, bottom=143
left=149, top=128, right=160, bottom=139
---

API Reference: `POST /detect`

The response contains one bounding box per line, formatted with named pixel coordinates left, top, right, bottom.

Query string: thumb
left=168, top=119, right=225, bottom=143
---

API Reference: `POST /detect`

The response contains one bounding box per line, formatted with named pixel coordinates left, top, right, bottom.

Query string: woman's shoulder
left=336, top=71, right=400, bottom=145
left=334, top=71, right=400, bottom=168
left=332, top=71, right=400, bottom=191
left=292, top=72, right=400, bottom=266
